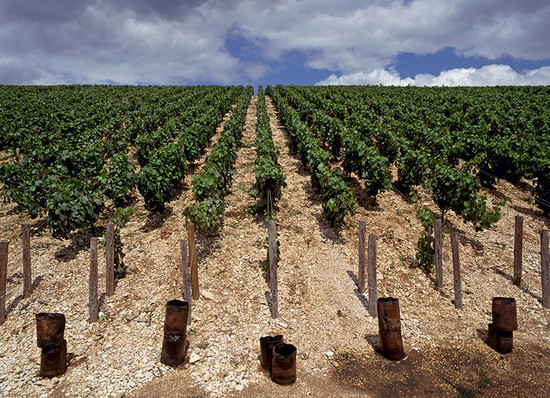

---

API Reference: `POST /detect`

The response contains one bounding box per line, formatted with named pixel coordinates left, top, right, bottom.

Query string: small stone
left=201, top=290, right=215, bottom=300
left=235, top=384, right=244, bottom=392
left=276, top=320, right=288, bottom=328
left=325, top=351, right=334, bottom=358
left=189, top=352, right=201, bottom=364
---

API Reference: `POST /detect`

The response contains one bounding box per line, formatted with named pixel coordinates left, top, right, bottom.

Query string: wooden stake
left=180, top=240, right=192, bottom=325
left=22, top=223, right=32, bottom=299
left=367, top=234, right=377, bottom=317
left=89, top=237, right=99, bottom=323
left=358, top=220, right=367, bottom=294
left=16, top=148, right=21, bottom=164
left=188, top=223, right=199, bottom=300
left=513, top=215, right=523, bottom=286
left=105, top=223, right=115, bottom=296
left=268, top=220, right=278, bottom=319
left=451, top=232, right=462, bottom=310
left=541, top=230, right=549, bottom=309
left=434, top=219, right=443, bottom=289
left=0, top=242, right=8, bottom=325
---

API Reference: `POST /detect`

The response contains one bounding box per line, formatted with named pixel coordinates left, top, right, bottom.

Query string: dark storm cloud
left=0, top=59, right=41, bottom=84
left=0, top=0, right=90, bottom=23
left=106, top=0, right=207, bottom=20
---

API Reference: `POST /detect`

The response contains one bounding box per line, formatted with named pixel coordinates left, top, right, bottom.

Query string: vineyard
left=1, top=85, right=550, bottom=397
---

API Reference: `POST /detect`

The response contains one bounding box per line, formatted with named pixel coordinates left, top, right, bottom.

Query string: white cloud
left=319, top=69, right=414, bottom=86
left=318, top=65, right=550, bottom=86
left=238, top=0, right=550, bottom=74
left=0, top=0, right=549, bottom=84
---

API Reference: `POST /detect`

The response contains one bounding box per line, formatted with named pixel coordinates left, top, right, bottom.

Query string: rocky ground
left=1, top=95, right=550, bottom=397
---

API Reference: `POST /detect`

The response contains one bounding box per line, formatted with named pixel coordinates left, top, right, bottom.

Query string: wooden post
left=541, top=230, right=549, bottom=309
left=0, top=242, right=8, bottom=325
left=89, top=238, right=99, bottom=323
left=268, top=220, right=278, bottom=319
left=358, top=220, right=367, bottom=294
left=434, top=219, right=443, bottom=289
left=513, top=215, right=523, bottom=286
left=105, top=223, right=115, bottom=296
left=367, top=234, right=377, bottom=317
left=188, top=223, right=199, bottom=300
left=22, top=223, right=32, bottom=299
left=451, top=232, right=462, bottom=310
left=16, top=148, right=21, bottom=164
left=180, top=240, right=192, bottom=325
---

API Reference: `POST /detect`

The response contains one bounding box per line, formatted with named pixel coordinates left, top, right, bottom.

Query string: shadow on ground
left=330, top=344, right=550, bottom=397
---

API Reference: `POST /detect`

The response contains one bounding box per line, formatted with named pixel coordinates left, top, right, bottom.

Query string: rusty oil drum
left=160, top=333, right=188, bottom=367
left=377, top=297, right=406, bottom=360
left=260, top=335, right=284, bottom=371
left=492, top=297, right=517, bottom=332
left=36, top=313, right=65, bottom=348
left=487, top=323, right=513, bottom=354
left=163, top=300, right=189, bottom=335
left=40, top=339, right=67, bottom=377
left=270, top=343, right=296, bottom=385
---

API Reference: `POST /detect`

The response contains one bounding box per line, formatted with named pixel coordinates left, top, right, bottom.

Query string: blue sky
left=1, top=0, right=549, bottom=86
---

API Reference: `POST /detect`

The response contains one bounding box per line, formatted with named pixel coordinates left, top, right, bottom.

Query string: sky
left=1, top=0, right=550, bottom=86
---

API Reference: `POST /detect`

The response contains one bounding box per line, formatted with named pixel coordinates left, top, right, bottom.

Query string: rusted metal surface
left=487, top=323, right=513, bottom=354
left=270, top=343, right=296, bottom=385
left=377, top=297, right=401, bottom=333
left=160, top=300, right=189, bottom=367
left=377, top=297, right=406, bottom=360
left=379, top=330, right=406, bottom=361
left=492, top=297, right=517, bottom=332
left=160, top=334, right=188, bottom=367
left=260, top=335, right=283, bottom=371
left=39, top=339, right=67, bottom=378
left=163, top=300, right=189, bottom=335
left=36, top=313, right=65, bottom=348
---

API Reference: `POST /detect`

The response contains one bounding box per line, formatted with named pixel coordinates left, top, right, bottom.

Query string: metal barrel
left=40, top=339, right=67, bottom=378
left=492, top=297, right=517, bottom=331
left=36, top=313, right=65, bottom=348
left=487, top=323, right=513, bottom=354
left=260, top=335, right=284, bottom=371
left=377, top=298, right=406, bottom=360
left=270, top=343, right=297, bottom=385
left=377, top=297, right=401, bottom=333
left=164, top=300, right=189, bottom=335
left=379, top=330, right=406, bottom=360
left=160, top=333, right=188, bottom=367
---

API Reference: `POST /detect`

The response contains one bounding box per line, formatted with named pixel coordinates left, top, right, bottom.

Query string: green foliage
left=0, top=160, right=51, bottom=218
left=430, top=163, right=502, bottom=231
left=415, top=204, right=435, bottom=273
left=342, top=135, right=391, bottom=199
left=268, top=85, right=356, bottom=225
left=184, top=197, right=225, bottom=234
left=251, top=86, right=286, bottom=213
left=0, top=85, right=242, bottom=239
left=534, top=158, right=550, bottom=216
left=138, top=142, right=187, bottom=211
left=276, top=85, right=391, bottom=202
left=103, top=152, right=137, bottom=206
left=184, top=86, right=254, bottom=233
left=45, top=178, right=103, bottom=239
left=396, top=145, right=430, bottom=192
left=106, top=206, right=134, bottom=279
